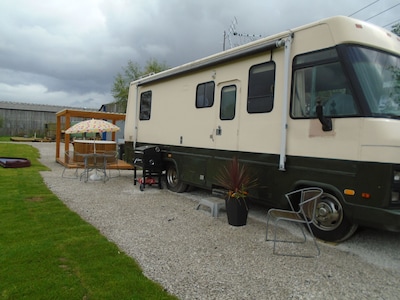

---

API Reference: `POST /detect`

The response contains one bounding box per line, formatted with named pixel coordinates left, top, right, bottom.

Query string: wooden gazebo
left=55, top=108, right=133, bottom=170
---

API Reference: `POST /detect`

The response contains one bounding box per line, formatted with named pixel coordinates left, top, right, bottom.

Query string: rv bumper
left=351, top=205, right=400, bottom=232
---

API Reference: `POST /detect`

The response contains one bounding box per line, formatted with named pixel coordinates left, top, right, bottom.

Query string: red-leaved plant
left=215, top=157, right=257, bottom=209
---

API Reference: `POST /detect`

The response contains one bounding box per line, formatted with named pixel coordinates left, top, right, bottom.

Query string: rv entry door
left=214, top=81, right=240, bottom=150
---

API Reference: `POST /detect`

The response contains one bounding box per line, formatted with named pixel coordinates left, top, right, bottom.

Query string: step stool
left=195, top=198, right=226, bottom=217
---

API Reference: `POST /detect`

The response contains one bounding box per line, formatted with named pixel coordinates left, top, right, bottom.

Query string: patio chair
left=62, top=150, right=81, bottom=178
left=103, top=150, right=120, bottom=178
left=266, top=187, right=323, bottom=258
left=75, top=152, right=97, bottom=182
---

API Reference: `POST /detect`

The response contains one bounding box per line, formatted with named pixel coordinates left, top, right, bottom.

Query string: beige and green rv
left=124, top=16, right=400, bottom=242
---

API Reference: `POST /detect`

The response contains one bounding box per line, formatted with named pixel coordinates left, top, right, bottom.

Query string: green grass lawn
left=0, top=142, right=177, bottom=299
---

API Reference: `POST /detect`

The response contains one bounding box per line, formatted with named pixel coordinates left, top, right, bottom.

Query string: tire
left=310, top=192, right=358, bottom=242
left=165, top=163, right=187, bottom=193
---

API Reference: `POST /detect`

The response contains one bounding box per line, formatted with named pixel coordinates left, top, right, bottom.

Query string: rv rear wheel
left=310, top=192, right=358, bottom=242
left=166, top=164, right=187, bottom=193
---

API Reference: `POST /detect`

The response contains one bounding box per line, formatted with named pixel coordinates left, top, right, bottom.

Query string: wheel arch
left=291, top=179, right=358, bottom=242
left=163, top=156, right=178, bottom=169
left=163, top=156, right=188, bottom=193
left=291, top=180, right=346, bottom=203
left=291, top=179, right=355, bottom=218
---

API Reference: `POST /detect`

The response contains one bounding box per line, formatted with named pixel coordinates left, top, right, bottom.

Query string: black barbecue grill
left=133, top=145, right=164, bottom=190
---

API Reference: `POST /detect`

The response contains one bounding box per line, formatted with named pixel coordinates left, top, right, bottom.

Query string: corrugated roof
left=0, top=101, right=96, bottom=113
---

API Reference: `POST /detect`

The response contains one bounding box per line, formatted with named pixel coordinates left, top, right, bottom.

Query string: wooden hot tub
left=72, top=140, right=117, bottom=162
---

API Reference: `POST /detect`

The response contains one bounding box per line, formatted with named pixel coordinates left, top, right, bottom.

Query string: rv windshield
left=345, top=46, right=400, bottom=118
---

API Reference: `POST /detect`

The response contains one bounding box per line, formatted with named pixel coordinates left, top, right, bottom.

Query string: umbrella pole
left=90, top=137, right=102, bottom=181
left=92, top=139, right=98, bottom=178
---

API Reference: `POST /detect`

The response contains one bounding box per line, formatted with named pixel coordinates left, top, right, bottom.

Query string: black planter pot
left=225, top=197, right=248, bottom=226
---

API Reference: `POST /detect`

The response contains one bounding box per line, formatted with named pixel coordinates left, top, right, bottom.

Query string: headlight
left=394, top=171, right=400, bottom=182
left=391, top=170, right=400, bottom=204
left=391, top=192, right=400, bottom=203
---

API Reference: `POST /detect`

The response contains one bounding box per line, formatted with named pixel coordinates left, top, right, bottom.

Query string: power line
left=348, top=0, right=400, bottom=28
left=348, top=0, right=380, bottom=17
left=383, top=18, right=400, bottom=27
left=365, top=2, right=400, bottom=21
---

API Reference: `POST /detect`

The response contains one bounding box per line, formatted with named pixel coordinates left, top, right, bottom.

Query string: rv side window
left=291, top=48, right=358, bottom=118
left=196, top=81, right=215, bottom=108
left=139, top=91, right=152, bottom=120
left=247, top=62, right=275, bottom=113
left=220, top=85, right=237, bottom=120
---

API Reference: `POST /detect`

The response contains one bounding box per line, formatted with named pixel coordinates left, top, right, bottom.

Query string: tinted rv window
left=247, top=62, right=275, bottom=113
left=291, top=48, right=358, bottom=118
left=220, top=85, right=237, bottom=120
left=139, top=91, right=152, bottom=120
left=344, top=45, right=400, bottom=118
left=196, top=81, right=215, bottom=108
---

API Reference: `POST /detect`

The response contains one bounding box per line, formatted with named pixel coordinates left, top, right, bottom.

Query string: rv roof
left=133, top=35, right=288, bottom=87
left=131, top=15, right=399, bottom=87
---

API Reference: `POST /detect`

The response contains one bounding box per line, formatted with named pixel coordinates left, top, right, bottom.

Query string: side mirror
left=316, top=102, right=332, bottom=132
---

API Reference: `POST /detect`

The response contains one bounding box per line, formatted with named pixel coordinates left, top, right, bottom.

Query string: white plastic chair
left=266, top=187, right=323, bottom=257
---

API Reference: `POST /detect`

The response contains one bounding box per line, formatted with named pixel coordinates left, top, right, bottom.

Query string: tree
left=111, top=59, right=169, bottom=111
left=391, top=23, right=400, bottom=36
left=143, top=58, right=169, bottom=75
left=390, top=23, right=400, bottom=105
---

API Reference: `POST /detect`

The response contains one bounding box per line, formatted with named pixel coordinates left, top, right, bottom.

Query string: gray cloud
left=0, top=0, right=399, bottom=108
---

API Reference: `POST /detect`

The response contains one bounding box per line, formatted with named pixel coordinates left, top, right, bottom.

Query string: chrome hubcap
left=314, top=194, right=343, bottom=231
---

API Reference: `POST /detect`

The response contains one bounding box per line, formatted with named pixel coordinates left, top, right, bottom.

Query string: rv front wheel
left=166, top=164, right=187, bottom=193
left=311, top=192, right=358, bottom=242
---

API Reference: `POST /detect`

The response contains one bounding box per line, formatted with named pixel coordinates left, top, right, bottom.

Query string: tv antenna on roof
left=223, top=17, right=262, bottom=50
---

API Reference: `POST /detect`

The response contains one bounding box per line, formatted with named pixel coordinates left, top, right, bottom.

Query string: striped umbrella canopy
left=65, top=119, right=120, bottom=134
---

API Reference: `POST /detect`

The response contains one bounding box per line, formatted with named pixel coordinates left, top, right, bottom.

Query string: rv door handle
left=216, top=126, right=222, bottom=136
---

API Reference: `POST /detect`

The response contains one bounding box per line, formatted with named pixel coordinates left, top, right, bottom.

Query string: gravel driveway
left=29, top=142, right=400, bottom=299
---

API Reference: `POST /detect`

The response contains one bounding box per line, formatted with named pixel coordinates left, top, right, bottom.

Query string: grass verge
left=0, top=143, right=177, bottom=299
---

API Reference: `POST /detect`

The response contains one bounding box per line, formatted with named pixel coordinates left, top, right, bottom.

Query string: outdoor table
left=77, top=152, right=113, bottom=182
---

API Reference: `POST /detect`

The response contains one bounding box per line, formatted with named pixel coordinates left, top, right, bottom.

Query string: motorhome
left=124, top=16, right=400, bottom=242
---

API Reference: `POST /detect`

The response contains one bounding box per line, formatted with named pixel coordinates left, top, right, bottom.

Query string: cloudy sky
left=0, top=0, right=399, bottom=109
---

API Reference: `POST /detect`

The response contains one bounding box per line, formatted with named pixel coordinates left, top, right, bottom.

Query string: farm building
left=0, top=101, right=98, bottom=139
left=0, top=101, right=73, bottom=138
left=0, top=101, right=126, bottom=141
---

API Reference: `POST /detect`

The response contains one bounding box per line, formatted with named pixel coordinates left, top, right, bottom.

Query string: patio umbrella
left=65, top=118, right=120, bottom=153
